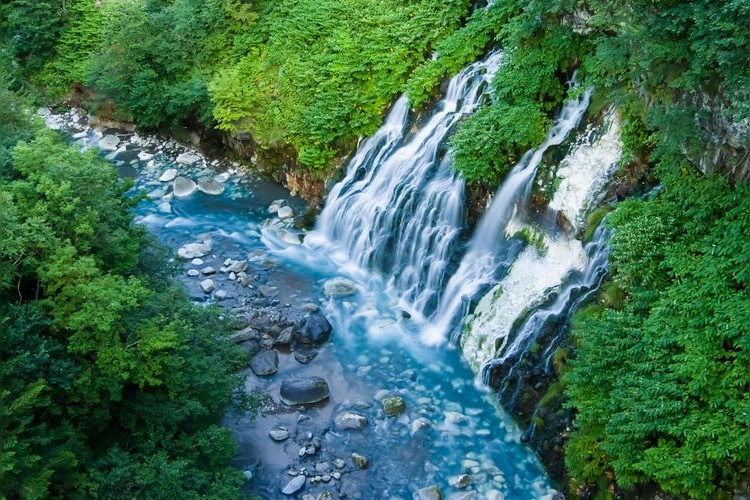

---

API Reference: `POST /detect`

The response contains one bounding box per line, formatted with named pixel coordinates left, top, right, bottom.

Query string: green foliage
left=566, top=160, right=750, bottom=497
left=0, top=91, right=246, bottom=498
left=2, top=0, right=65, bottom=77
left=210, top=0, right=471, bottom=169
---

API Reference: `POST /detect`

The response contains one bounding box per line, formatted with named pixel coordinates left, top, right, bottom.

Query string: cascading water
left=314, top=50, right=502, bottom=316
left=458, top=108, right=622, bottom=374
left=421, top=87, right=594, bottom=345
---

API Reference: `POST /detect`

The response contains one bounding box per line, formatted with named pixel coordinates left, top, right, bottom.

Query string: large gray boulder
left=173, top=176, right=198, bottom=198
left=197, top=176, right=225, bottom=195
left=250, top=349, right=279, bottom=376
left=295, top=310, right=332, bottom=345
left=280, top=377, right=330, bottom=406
left=281, top=475, right=306, bottom=495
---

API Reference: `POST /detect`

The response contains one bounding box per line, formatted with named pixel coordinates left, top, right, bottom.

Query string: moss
left=583, top=206, right=610, bottom=242
left=601, top=280, right=626, bottom=309
left=539, top=380, right=564, bottom=410
left=513, top=227, right=548, bottom=256
left=552, top=347, right=571, bottom=377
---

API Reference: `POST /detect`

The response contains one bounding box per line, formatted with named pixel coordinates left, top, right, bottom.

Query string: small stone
left=312, top=437, right=322, bottom=449
left=229, top=272, right=237, bottom=281
left=280, top=377, right=330, bottom=405
left=294, top=349, right=318, bottom=364
left=201, top=266, right=215, bottom=275
left=332, top=471, right=341, bottom=480
left=159, top=168, right=178, bottom=182
left=321, top=474, right=331, bottom=483
left=448, top=474, right=471, bottom=489
left=199, top=279, right=214, bottom=293
left=191, top=258, right=204, bottom=266
left=382, top=396, right=406, bottom=417
left=281, top=475, right=306, bottom=496
left=187, top=269, right=200, bottom=277
left=305, top=445, right=316, bottom=456
left=410, top=417, right=433, bottom=436
left=157, top=202, right=171, bottom=213
left=215, top=290, right=227, bottom=300
left=228, top=260, right=248, bottom=273
left=98, top=134, right=120, bottom=151
left=274, top=327, right=294, bottom=346
left=302, top=303, right=319, bottom=312
left=351, top=453, right=369, bottom=470
left=147, top=188, right=165, bottom=200
left=333, top=459, right=345, bottom=469
left=243, top=470, right=253, bottom=481
left=269, top=428, right=290, bottom=442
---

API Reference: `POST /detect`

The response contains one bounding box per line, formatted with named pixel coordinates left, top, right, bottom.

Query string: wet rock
left=294, top=349, right=318, bottom=364
left=201, top=267, right=215, bottom=275
left=228, top=260, right=248, bottom=273
left=231, top=327, right=258, bottom=343
left=323, top=277, right=357, bottom=297
left=278, top=206, right=294, bottom=219
left=176, top=151, right=201, bottom=164
left=215, top=290, right=228, bottom=300
left=333, top=459, right=345, bottom=469
left=281, top=475, right=306, bottom=496
left=99, top=134, right=120, bottom=151
left=382, top=396, right=405, bottom=417
left=199, top=279, right=214, bottom=294
left=274, top=327, right=294, bottom=346
left=187, top=269, right=200, bottom=277
left=177, top=242, right=211, bottom=259
left=159, top=168, right=178, bottom=182
left=173, top=176, right=198, bottom=198
left=410, top=417, right=433, bottom=436
left=147, top=188, right=165, bottom=200
left=237, top=340, right=261, bottom=356
left=250, top=349, right=279, bottom=376
left=197, top=176, right=225, bottom=195
left=295, top=310, right=332, bottom=345
left=243, top=470, right=253, bottom=481
left=280, top=377, right=330, bottom=406
left=157, top=201, right=171, bottom=213
left=417, top=485, right=443, bottom=500
left=269, top=427, right=290, bottom=442
left=334, top=411, right=368, bottom=431
left=351, top=453, right=369, bottom=470
left=448, top=475, right=471, bottom=489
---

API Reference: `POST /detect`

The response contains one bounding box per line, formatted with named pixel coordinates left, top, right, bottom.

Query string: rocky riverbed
left=42, top=106, right=559, bottom=499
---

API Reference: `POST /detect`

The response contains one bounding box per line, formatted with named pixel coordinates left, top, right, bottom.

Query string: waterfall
left=458, top=109, right=622, bottom=373
left=315, top=50, right=503, bottom=315
left=421, top=88, right=594, bottom=345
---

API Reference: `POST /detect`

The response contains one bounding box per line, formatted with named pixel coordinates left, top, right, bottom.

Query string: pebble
left=190, top=258, right=204, bottom=266
left=201, top=267, right=215, bottom=275
left=187, top=269, right=200, bottom=277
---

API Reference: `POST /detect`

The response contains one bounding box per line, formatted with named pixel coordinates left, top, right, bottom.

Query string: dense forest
left=2, top=0, right=749, bottom=498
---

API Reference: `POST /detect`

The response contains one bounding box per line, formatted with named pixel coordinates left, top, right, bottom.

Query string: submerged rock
left=382, top=396, right=405, bottom=417
left=416, top=485, right=442, bottom=500
left=448, top=474, right=471, bottom=489
left=199, top=279, right=214, bottom=294
left=351, top=452, right=369, bottom=470
left=280, top=377, right=330, bottom=406
left=334, top=410, right=368, bottom=431
left=277, top=206, right=294, bottom=219
left=269, top=427, right=290, bottom=442
left=323, top=277, right=357, bottom=297
left=173, top=176, right=198, bottom=197
left=250, top=349, right=279, bottom=376
left=281, top=475, right=306, bottom=495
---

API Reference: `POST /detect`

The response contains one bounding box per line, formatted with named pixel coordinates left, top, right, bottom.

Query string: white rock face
left=173, top=176, right=197, bottom=198
left=159, top=168, right=178, bottom=182
left=98, top=135, right=120, bottom=151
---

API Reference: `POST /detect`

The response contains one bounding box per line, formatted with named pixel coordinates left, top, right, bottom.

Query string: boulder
left=294, top=349, right=318, bottom=364
left=277, top=206, right=294, bottom=219
left=382, top=396, right=405, bottom=417
left=173, top=176, right=198, bottom=198
left=295, top=310, right=332, bottom=345
left=281, top=475, right=306, bottom=496
left=176, top=151, right=202, bottom=164
left=448, top=474, right=471, bottom=489
left=280, top=377, right=330, bottom=406
left=215, top=290, right=227, bottom=300
left=199, top=279, right=214, bottom=294
left=410, top=417, right=433, bottom=436
left=250, top=349, right=279, bottom=376
left=274, top=327, right=294, bottom=346
left=159, top=168, right=178, bottom=182
left=201, top=267, right=215, bottom=275
left=334, top=411, right=368, bottom=431
left=323, top=277, right=357, bottom=297
left=228, top=260, right=248, bottom=273
left=98, top=134, right=120, bottom=151
left=177, top=242, right=211, bottom=259
left=197, top=176, right=225, bottom=195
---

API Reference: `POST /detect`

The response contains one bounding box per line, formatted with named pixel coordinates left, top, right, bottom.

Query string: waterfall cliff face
left=315, top=51, right=502, bottom=316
